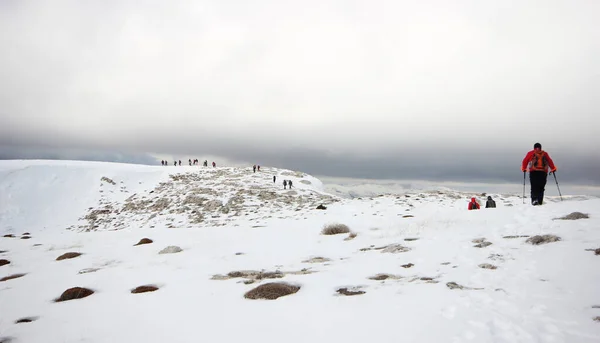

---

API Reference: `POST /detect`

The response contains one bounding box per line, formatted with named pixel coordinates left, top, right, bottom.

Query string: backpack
left=530, top=150, right=548, bottom=170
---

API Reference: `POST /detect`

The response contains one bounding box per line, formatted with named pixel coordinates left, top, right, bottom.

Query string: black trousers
left=530, top=171, right=548, bottom=204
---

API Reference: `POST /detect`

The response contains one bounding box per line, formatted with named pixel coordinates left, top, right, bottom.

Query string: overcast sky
left=1, top=0, right=599, bottom=186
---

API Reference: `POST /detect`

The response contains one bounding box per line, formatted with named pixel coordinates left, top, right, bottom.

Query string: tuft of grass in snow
left=56, top=252, right=82, bottom=261
left=134, top=238, right=153, bottom=246
left=526, top=235, right=561, bottom=245
left=244, top=282, right=300, bottom=300
left=555, top=212, right=589, bottom=220
left=54, top=287, right=94, bottom=302
left=336, top=287, right=366, bottom=296
left=479, top=263, right=497, bottom=270
left=321, top=223, right=350, bottom=235
left=0, top=273, right=26, bottom=282
left=131, top=285, right=159, bottom=294
left=344, top=232, right=357, bottom=241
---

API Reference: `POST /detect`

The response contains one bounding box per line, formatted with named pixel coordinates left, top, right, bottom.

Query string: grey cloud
left=1, top=0, right=599, bottom=185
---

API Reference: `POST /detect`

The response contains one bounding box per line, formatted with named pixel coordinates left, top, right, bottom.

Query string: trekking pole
left=552, top=171, right=563, bottom=201
left=522, top=171, right=526, bottom=204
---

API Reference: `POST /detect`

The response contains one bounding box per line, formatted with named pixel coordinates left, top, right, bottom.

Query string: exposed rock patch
left=54, top=287, right=94, bottom=302
left=21, top=236, right=31, bottom=240
left=78, top=268, right=100, bottom=274
left=0, top=259, right=10, bottom=267
left=401, top=263, right=414, bottom=268
left=555, top=212, right=589, bottom=220
left=131, top=285, right=159, bottom=293
left=380, top=244, right=411, bottom=253
left=101, top=176, right=116, bottom=185
left=159, top=246, right=183, bottom=254
left=474, top=242, right=492, bottom=248
left=316, top=204, right=327, bottom=210
left=56, top=252, right=82, bottom=261
left=15, top=317, right=38, bottom=324
left=337, top=287, right=366, bottom=296
left=0, top=273, right=26, bottom=282
left=244, top=282, right=300, bottom=300
left=3, top=234, right=15, bottom=238
left=134, top=238, right=153, bottom=246
left=526, top=235, right=561, bottom=245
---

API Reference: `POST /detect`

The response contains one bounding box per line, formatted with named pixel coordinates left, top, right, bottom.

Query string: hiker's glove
left=521, top=168, right=526, bottom=172
left=551, top=168, right=557, bottom=172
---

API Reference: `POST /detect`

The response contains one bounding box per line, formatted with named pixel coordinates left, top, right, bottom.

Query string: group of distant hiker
left=469, top=142, right=558, bottom=210
left=161, top=159, right=215, bottom=167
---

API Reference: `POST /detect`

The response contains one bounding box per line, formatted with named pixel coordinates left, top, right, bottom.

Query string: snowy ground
left=1, top=160, right=599, bottom=343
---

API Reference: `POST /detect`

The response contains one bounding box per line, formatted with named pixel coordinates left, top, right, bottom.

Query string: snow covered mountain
left=1, top=160, right=599, bottom=343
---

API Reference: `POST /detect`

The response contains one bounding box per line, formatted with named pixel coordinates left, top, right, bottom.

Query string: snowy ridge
left=1, top=160, right=600, bottom=343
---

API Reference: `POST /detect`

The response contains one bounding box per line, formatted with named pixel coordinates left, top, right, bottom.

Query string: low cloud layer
left=1, top=1, right=599, bottom=186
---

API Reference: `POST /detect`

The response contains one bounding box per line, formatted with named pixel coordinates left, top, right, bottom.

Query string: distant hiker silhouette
left=521, top=142, right=557, bottom=205
left=468, top=198, right=480, bottom=210
left=288, top=180, right=293, bottom=188
left=273, top=175, right=276, bottom=183
left=257, top=165, right=260, bottom=171
left=161, top=160, right=164, bottom=166
left=485, top=196, right=496, bottom=208
left=283, top=180, right=288, bottom=189
left=253, top=165, right=256, bottom=173
left=178, top=160, right=182, bottom=166
left=212, top=161, right=216, bottom=167
left=189, top=159, right=192, bottom=166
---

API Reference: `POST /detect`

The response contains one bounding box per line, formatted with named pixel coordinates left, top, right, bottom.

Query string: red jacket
left=521, top=149, right=557, bottom=172
left=468, top=198, right=480, bottom=210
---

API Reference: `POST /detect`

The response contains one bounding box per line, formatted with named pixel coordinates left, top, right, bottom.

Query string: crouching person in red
left=468, top=198, right=480, bottom=210
left=521, top=142, right=557, bottom=206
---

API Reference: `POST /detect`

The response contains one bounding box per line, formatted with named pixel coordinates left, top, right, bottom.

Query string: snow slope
left=1, top=160, right=599, bottom=343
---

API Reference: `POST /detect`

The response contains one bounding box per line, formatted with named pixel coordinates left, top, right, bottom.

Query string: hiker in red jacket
left=521, top=142, right=557, bottom=206
left=468, top=197, right=480, bottom=210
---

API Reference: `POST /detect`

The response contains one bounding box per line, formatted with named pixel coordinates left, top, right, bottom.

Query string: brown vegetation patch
left=402, top=215, right=414, bottom=218
left=244, top=282, right=300, bottom=300
left=22, top=232, right=30, bottom=236
left=446, top=282, right=464, bottom=290
left=337, top=287, right=366, bottom=296
left=555, top=212, right=589, bottom=220
left=595, top=248, right=600, bottom=256
left=344, top=232, right=357, bottom=241
left=0, top=273, right=26, bottom=282
left=594, top=316, right=600, bottom=322
left=56, top=252, right=82, bottom=261
left=526, top=235, right=561, bottom=245
left=302, top=257, right=331, bottom=263
left=3, top=234, right=15, bottom=238
left=54, top=287, right=94, bottom=302
left=322, top=223, right=350, bottom=235
left=380, top=244, right=411, bottom=253
left=474, top=242, right=492, bottom=248
left=478, top=263, right=497, bottom=270
left=15, top=317, right=38, bottom=324
left=0, top=250, right=6, bottom=254
left=21, top=236, right=31, bottom=240
left=503, top=235, right=530, bottom=239
left=131, top=285, right=159, bottom=294
left=134, top=238, right=153, bottom=246
left=0, top=259, right=10, bottom=267
left=368, top=273, right=401, bottom=281
left=401, top=263, right=414, bottom=268
left=404, top=238, right=419, bottom=241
